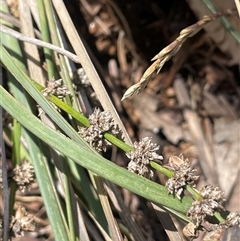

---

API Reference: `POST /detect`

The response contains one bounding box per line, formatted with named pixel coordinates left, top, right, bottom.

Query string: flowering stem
left=29, top=80, right=224, bottom=219
left=25, top=79, right=231, bottom=229
left=50, top=95, right=90, bottom=127
left=150, top=161, right=204, bottom=201
left=103, top=132, right=132, bottom=153
left=214, top=211, right=226, bottom=223
left=185, top=185, right=202, bottom=201
left=149, top=161, right=174, bottom=177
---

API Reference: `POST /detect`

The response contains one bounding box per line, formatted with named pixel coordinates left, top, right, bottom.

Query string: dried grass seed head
left=77, top=68, right=90, bottom=86
left=79, top=108, right=122, bottom=152
left=165, top=154, right=199, bottom=199
left=13, top=161, right=35, bottom=192
left=127, top=137, right=163, bottom=178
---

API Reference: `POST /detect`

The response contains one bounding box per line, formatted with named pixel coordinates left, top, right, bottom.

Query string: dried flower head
left=79, top=108, right=122, bottom=152
left=13, top=161, right=35, bottom=192
left=41, top=78, right=70, bottom=99
left=10, top=206, right=36, bottom=237
left=183, top=222, right=198, bottom=239
left=126, top=137, right=163, bottom=178
left=187, top=185, right=225, bottom=227
left=76, top=68, right=90, bottom=86
left=202, top=224, right=226, bottom=241
left=165, top=154, right=199, bottom=199
left=225, top=212, right=240, bottom=227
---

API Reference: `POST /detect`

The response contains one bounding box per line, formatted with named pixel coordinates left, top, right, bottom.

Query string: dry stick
left=94, top=175, right=124, bottom=241
left=152, top=204, right=183, bottom=241
left=80, top=0, right=111, bottom=36
left=173, top=75, right=219, bottom=186
left=117, top=30, right=128, bottom=73
left=105, top=181, right=148, bottom=241
left=0, top=24, right=80, bottom=64
left=121, top=9, right=236, bottom=100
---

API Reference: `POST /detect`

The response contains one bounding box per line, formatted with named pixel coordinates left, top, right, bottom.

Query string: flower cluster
left=13, top=161, right=35, bottom=192
left=126, top=137, right=163, bottom=178
left=165, top=154, right=199, bottom=199
left=187, top=185, right=225, bottom=228
left=10, top=206, right=36, bottom=237
left=79, top=108, right=122, bottom=152
left=225, top=212, right=240, bottom=227
left=76, top=68, right=90, bottom=86
left=41, top=78, right=70, bottom=99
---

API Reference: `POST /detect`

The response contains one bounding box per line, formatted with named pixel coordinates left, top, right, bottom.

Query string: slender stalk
left=37, top=0, right=55, bottom=78
left=213, top=211, right=226, bottom=223
left=149, top=161, right=174, bottom=177
left=9, top=120, right=22, bottom=215
left=64, top=168, right=76, bottom=241
left=185, top=186, right=202, bottom=201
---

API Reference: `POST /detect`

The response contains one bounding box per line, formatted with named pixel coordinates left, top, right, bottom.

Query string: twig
left=0, top=24, right=80, bottom=64
left=121, top=9, right=237, bottom=100
left=117, top=30, right=128, bottom=72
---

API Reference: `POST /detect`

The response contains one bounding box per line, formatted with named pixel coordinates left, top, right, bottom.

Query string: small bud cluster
left=13, top=161, right=35, bottom=192
left=42, top=78, right=70, bottom=99
left=79, top=108, right=122, bottom=152
left=126, top=137, right=163, bottom=178
left=165, top=154, right=199, bottom=199
left=10, top=206, right=36, bottom=237
left=76, top=68, right=90, bottom=86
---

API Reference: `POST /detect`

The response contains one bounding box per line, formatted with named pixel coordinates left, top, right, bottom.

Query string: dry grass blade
left=18, top=0, right=44, bottom=85
left=234, top=0, right=240, bottom=17
left=121, top=9, right=236, bottom=100
left=152, top=204, right=182, bottom=241
left=0, top=24, right=80, bottom=64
